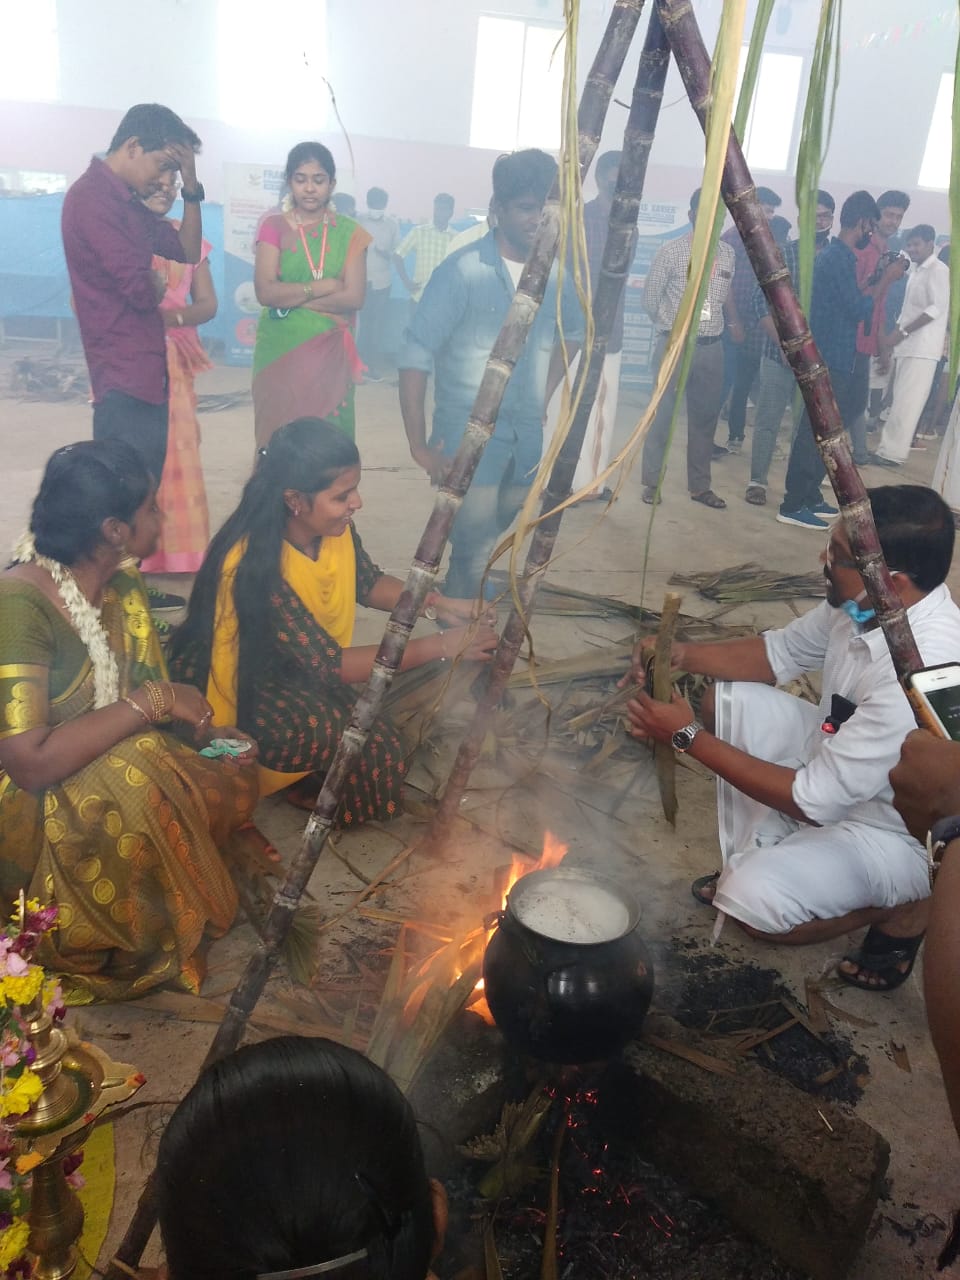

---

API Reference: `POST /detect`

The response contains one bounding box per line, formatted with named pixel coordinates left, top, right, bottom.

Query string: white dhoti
left=875, top=356, right=938, bottom=463
left=711, top=682, right=930, bottom=934
left=546, top=350, right=622, bottom=493
left=934, top=393, right=960, bottom=513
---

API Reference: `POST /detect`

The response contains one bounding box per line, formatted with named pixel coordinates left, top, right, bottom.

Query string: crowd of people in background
left=6, top=101, right=960, bottom=1252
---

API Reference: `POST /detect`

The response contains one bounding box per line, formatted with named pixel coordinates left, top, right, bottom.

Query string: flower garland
left=0, top=898, right=61, bottom=1278
left=12, top=533, right=119, bottom=709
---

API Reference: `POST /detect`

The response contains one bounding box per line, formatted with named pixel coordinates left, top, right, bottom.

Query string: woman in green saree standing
left=0, top=441, right=258, bottom=1001
left=253, top=142, right=371, bottom=447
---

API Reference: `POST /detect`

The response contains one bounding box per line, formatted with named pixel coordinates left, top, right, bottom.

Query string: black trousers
left=727, top=345, right=762, bottom=441
left=92, top=391, right=169, bottom=485
left=781, top=367, right=858, bottom=515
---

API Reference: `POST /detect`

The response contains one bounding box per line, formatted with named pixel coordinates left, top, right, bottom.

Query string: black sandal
left=837, top=925, right=925, bottom=992
left=691, top=871, right=720, bottom=906
left=691, top=489, right=727, bottom=509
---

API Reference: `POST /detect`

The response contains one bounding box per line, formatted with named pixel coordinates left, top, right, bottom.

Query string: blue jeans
left=445, top=455, right=529, bottom=600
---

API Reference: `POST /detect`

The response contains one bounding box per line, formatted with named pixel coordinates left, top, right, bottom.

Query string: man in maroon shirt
left=62, top=103, right=205, bottom=484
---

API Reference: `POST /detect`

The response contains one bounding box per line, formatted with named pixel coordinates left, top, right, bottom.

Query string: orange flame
left=466, top=831, right=569, bottom=1025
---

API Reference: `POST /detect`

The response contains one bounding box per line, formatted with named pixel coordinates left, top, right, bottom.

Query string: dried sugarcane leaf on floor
left=669, top=562, right=825, bottom=603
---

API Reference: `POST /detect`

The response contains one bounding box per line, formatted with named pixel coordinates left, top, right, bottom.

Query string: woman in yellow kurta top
left=0, top=441, right=258, bottom=1002
left=169, top=417, right=498, bottom=822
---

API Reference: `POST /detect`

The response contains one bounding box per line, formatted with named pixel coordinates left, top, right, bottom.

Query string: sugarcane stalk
left=101, top=7, right=645, bottom=1278
left=429, top=6, right=672, bottom=846
left=656, top=0, right=922, bottom=678
left=652, top=591, right=682, bottom=825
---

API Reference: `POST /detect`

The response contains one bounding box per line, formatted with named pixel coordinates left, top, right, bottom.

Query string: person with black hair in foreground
left=0, top=441, right=258, bottom=1001
left=169, top=418, right=497, bottom=819
left=156, top=1036, right=446, bottom=1280
left=624, top=486, right=960, bottom=991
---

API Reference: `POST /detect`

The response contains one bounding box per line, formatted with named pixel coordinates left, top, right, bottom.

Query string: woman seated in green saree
left=0, top=440, right=259, bottom=1002
left=169, top=417, right=498, bottom=823
left=252, top=141, right=371, bottom=449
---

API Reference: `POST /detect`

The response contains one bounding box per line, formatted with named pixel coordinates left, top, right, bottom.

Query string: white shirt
left=897, top=252, right=950, bottom=360
left=763, top=585, right=960, bottom=831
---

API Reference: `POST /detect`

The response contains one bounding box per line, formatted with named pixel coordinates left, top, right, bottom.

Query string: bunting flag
left=844, top=7, right=959, bottom=52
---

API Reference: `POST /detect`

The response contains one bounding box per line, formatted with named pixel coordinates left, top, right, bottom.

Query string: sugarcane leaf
left=796, top=0, right=843, bottom=314
left=483, top=1220, right=505, bottom=1280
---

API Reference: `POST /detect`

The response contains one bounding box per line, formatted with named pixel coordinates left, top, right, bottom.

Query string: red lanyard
left=298, top=215, right=329, bottom=280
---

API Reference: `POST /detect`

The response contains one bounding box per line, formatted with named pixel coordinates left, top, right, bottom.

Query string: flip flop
left=745, top=484, right=766, bottom=506
left=691, top=871, right=720, bottom=906
left=837, top=925, right=925, bottom=992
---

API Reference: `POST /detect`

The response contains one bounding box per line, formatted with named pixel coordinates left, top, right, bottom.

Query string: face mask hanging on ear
left=840, top=589, right=875, bottom=626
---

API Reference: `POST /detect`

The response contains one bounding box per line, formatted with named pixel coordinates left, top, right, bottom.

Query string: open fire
left=465, top=831, right=569, bottom=1025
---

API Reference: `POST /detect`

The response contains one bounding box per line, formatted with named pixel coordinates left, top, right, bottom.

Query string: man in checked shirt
left=641, top=188, right=743, bottom=511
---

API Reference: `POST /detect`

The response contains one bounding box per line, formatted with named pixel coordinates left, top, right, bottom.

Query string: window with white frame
left=919, top=72, right=954, bottom=190
left=736, top=47, right=804, bottom=172
left=218, top=0, right=328, bottom=130
left=0, top=0, right=59, bottom=102
left=470, top=16, right=564, bottom=152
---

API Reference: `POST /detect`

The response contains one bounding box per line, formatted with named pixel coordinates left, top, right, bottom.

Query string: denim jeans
left=446, top=456, right=529, bottom=600
left=781, top=367, right=858, bottom=514
left=727, top=345, right=761, bottom=442
left=750, top=357, right=796, bottom=486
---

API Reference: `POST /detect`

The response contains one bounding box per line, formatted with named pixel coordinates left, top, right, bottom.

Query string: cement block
left=616, top=1016, right=889, bottom=1280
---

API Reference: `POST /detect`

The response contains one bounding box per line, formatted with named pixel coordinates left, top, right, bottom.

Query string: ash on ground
left=439, top=1077, right=803, bottom=1280
left=657, top=940, right=869, bottom=1105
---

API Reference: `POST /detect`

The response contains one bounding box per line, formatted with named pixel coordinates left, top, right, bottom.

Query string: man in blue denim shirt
left=399, top=149, right=583, bottom=598
left=777, top=191, right=907, bottom=531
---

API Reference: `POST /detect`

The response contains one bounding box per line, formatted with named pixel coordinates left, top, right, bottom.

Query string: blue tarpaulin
left=0, top=193, right=232, bottom=351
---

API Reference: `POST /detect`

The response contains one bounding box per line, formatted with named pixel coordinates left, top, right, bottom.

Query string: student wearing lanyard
left=252, top=142, right=372, bottom=448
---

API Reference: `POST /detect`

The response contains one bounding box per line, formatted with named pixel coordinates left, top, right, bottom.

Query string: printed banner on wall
left=222, top=162, right=286, bottom=366
left=621, top=201, right=687, bottom=390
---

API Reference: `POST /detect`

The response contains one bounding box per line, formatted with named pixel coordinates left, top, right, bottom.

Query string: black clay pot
left=482, top=866, right=654, bottom=1064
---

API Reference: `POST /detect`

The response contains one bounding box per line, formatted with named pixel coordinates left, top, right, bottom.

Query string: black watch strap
left=930, top=815, right=960, bottom=864
left=181, top=182, right=205, bottom=203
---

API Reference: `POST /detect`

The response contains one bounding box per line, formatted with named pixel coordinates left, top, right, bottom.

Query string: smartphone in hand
left=905, top=662, right=960, bottom=741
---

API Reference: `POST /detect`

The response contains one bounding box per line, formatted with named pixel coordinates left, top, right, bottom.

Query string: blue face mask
left=841, top=600, right=875, bottom=624
left=840, top=591, right=875, bottom=625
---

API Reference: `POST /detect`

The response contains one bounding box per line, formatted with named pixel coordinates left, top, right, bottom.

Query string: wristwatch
left=181, top=183, right=205, bottom=203
left=928, top=814, right=960, bottom=878
left=423, top=605, right=438, bottom=622
left=671, top=720, right=703, bottom=753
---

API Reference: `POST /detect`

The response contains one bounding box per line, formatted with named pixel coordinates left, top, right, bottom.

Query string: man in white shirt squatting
left=624, top=485, right=960, bottom=992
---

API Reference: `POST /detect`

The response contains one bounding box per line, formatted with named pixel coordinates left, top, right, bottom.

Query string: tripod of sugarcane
left=103, top=3, right=928, bottom=1274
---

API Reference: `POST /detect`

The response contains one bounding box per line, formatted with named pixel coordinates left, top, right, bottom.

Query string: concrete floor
left=2, top=347, right=958, bottom=1277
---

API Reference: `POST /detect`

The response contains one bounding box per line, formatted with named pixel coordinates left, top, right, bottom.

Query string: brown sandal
left=745, top=484, right=766, bottom=506
left=691, top=489, right=727, bottom=509
left=642, top=486, right=662, bottom=505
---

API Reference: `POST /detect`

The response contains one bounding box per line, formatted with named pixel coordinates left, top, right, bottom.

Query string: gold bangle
left=141, top=680, right=166, bottom=723
left=121, top=695, right=151, bottom=726
left=303, top=283, right=312, bottom=300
